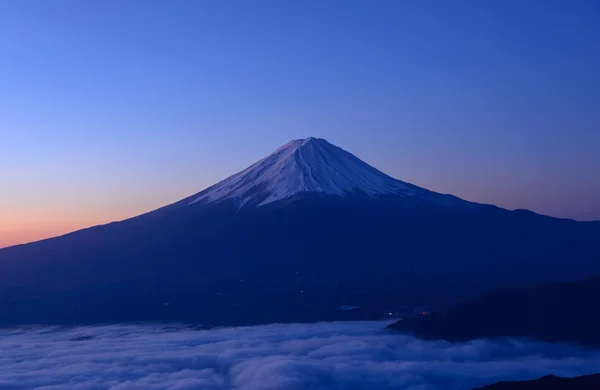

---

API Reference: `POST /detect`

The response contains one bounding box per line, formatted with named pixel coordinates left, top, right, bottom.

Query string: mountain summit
left=190, top=137, right=418, bottom=207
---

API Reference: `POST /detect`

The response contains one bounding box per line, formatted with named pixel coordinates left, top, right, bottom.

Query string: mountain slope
left=474, top=374, right=600, bottom=390
left=0, top=138, right=598, bottom=326
left=388, top=274, right=600, bottom=346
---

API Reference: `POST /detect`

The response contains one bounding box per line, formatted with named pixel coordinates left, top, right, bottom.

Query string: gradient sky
left=1, top=0, right=599, bottom=247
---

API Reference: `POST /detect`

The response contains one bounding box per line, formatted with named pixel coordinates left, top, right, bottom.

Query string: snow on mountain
left=190, top=137, right=422, bottom=207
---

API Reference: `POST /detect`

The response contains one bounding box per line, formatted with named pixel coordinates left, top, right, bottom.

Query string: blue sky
left=1, top=0, right=599, bottom=245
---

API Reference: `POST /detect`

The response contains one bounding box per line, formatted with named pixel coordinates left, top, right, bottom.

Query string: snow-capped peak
left=189, top=137, right=419, bottom=207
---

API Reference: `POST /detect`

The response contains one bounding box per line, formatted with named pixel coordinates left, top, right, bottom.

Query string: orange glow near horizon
left=0, top=189, right=193, bottom=248
left=1, top=226, right=78, bottom=248
left=1, top=218, right=110, bottom=248
left=0, top=210, right=140, bottom=248
left=0, top=175, right=206, bottom=249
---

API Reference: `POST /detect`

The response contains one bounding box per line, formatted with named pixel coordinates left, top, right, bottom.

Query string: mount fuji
left=189, top=137, right=440, bottom=207
left=176, top=137, right=472, bottom=213
left=0, top=138, right=598, bottom=326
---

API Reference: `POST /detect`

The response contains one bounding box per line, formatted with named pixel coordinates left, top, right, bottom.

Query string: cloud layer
left=0, top=321, right=598, bottom=389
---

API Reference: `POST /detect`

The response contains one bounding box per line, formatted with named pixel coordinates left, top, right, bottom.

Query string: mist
left=0, top=321, right=598, bottom=390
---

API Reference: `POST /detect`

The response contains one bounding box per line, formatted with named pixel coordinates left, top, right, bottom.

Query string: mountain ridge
left=388, top=273, right=600, bottom=346
left=473, top=374, right=600, bottom=390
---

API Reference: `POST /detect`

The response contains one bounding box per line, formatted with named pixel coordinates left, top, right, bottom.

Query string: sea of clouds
left=0, top=321, right=598, bottom=390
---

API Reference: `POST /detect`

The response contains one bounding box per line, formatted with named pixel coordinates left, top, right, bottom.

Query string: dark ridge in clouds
left=0, top=321, right=598, bottom=389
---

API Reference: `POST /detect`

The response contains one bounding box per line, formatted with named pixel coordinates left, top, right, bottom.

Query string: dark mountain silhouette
left=389, top=274, right=600, bottom=346
left=0, top=138, right=599, bottom=326
left=474, top=374, right=600, bottom=390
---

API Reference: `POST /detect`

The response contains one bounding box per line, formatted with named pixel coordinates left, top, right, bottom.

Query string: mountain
left=0, top=137, right=599, bottom=326
left=473, top=374, right=600, bottom=390
left=388, top=274, right=600, bottom=346
left=189, top=137, right=420, bottom=207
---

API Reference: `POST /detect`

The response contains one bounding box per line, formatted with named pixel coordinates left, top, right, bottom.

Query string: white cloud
left=0, top=321, right=597, bottom=389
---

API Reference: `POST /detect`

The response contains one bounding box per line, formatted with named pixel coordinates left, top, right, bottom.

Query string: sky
left=1, top=0, right=599, bottom=247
